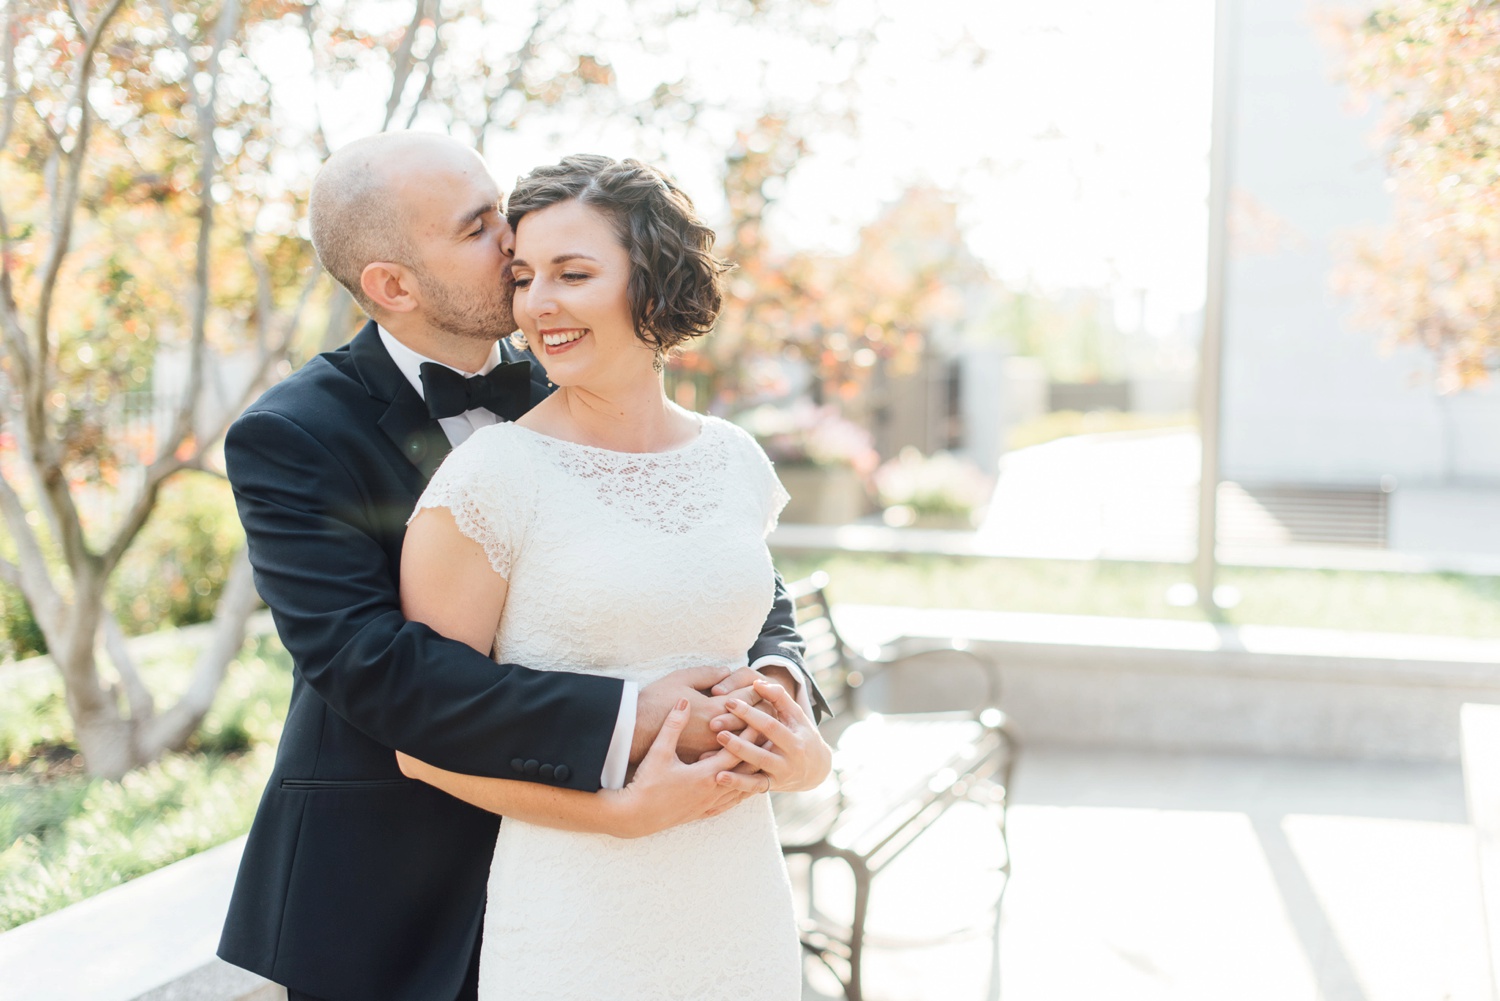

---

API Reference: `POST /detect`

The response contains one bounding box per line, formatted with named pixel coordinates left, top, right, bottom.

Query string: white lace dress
left=412, top=414, right=802, bottom=1001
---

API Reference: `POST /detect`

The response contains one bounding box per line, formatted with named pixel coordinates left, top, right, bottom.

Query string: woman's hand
left=608, top=697, right=768, bottom=838
left=713, top=677, right=833, bottom=793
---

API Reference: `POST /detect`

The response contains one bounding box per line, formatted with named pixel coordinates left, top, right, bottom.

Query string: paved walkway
left=814, top=745, right=1487, bottom=1001
left=2, top=744, right=1483, bottom=1001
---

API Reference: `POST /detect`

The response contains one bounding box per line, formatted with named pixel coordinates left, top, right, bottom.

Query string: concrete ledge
left=835, top=604, right=1500, bottom=762
left=770, top=523, right=1500, bottom=576
left=0, top=836, right=280, bottom=1001
left=1463, top=703, right=1500, bottom=1001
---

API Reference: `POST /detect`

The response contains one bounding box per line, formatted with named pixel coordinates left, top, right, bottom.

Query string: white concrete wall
left=837, top=604, right=1500, bottom=764
left=1390, top=487, right=1500, bottom=559
left=0, top=837, right=280, bottom=1001
left=1219, top=0, right=1500, bottom=489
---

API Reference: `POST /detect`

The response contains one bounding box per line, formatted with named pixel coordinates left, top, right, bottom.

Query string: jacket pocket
left=279, top=777, right=412, bottom=790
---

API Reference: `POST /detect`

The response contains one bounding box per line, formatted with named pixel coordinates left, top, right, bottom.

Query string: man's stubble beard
left=414, top=264, right=517, bottom=344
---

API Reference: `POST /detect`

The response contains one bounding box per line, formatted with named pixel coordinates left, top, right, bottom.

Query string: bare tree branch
left=150, top=0, right=240, bottom=487
left=475, top=3, right=555, bottom=154
left=23, top=92, right=63, bottom=148
left=98, top=461, right=180, bottom=574
left=32, top=0, right=129, bottom=392
left=16, top=0, right=130, bottom=579
left=102, top=613, right=155, bottom=723
left=381, top=0, right=430, bottom=132
left=65, top=0, right=89, bottom=34
left=403, top=9, right=447, bottom=129
left=99, top=0, right=240, bottom=575
left=0, top=196, right=34, bottom=385
left=154, top=0, right=194, bottom=55
left=298, top=1, right=332, bottom=159
left=140, top=546, right=258, bottom=756
left=0, top=2, right=20, bottom=152
left=243, top=229, right=275, bottom=348
left=0, top=7, right=23, bottom=379
left=0, top=464, right=62, bottom=636
left=101, top=239, right=311, bottom=573
left=320, top=284, right=356, bottom=352
left=0, top=553, right=20, bottom=589
left=202, top=258, right=318, bottom=438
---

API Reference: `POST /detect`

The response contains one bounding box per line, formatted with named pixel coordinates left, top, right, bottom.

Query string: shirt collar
left=377, top=325, right=503, bottom=400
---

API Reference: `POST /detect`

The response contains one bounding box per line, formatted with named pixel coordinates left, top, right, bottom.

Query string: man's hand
left=632, top=666, right=764, bottom=765
left=713, top=678, right=833, bottom=793
left=706, top=664, right=798, bottom=733
left=609, top=698, right=759, bottom=838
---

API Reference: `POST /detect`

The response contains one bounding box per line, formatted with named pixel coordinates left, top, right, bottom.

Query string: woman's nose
left=526, top=285, right=555, bottom=318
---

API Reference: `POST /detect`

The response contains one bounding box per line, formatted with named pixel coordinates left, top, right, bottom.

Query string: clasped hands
left=609, top=665, right=833, bottom=839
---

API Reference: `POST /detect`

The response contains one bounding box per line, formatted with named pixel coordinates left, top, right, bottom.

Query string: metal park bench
left=774, top=573, right=1017, bottom=1001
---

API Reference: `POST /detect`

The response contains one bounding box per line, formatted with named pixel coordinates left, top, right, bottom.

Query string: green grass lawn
left=773, top=551, right=1500, bottom=639
left=0, top=634, right=290, bottom=931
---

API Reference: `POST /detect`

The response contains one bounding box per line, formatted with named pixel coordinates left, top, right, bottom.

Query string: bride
left=395, top=153, right=832, bottom=999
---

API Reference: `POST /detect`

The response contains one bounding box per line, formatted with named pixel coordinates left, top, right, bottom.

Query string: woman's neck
left=545, top=374, right=696, bottom=453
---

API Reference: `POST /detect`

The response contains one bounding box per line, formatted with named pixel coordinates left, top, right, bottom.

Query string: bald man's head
left=308, top=132, right=490, bottom=316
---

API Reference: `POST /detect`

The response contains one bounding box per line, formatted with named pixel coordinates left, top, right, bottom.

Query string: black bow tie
left=419, top=361, right=533, bottom=422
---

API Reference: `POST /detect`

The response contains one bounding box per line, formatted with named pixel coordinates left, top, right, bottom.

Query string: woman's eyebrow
left=511, top=252, right=601, bottom=268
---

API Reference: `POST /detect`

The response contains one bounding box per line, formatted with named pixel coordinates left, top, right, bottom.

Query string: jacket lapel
left=379, top=397, right=452, bottom=484
left=348, top=321, right=453, bottom=485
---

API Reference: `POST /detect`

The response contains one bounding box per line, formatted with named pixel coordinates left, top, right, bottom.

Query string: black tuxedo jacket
left=217, top=321, right=811, bottom=1001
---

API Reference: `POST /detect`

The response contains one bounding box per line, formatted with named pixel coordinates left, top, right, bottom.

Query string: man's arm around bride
left=394, top=499, right=833, bottom=837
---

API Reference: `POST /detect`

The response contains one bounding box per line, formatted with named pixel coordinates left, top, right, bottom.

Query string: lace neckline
left=507, top=414, right=709, bottom=457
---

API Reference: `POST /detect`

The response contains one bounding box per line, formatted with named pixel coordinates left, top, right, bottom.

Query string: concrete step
left=0, top=837, right=278, bottom=1001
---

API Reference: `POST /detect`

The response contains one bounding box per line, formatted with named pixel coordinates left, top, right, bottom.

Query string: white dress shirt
left=379, top=326, right=810, bottom=789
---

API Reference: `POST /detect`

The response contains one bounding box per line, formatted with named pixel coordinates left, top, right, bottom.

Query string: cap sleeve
left=722, top=419, right=791, bottom=537
left=409, top=425, right=535, bottom=578
left=763, top=458, right=791, bottom=535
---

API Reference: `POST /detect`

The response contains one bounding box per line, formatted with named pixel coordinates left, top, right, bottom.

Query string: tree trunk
left=320, top=285, right=356, bottom=351
left=138, top=546, right=260, bottom=758
left=45, top=550, right=260, bottom=778
left=72, top=706, right=139, bottom=780
left=50, top=573, right=138, bottom=779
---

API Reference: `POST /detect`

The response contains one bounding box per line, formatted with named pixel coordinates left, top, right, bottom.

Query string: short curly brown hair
left=506, top=154, right=732, bottom=353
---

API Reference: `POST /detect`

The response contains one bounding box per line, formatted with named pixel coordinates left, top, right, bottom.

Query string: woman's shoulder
left=700, top=413, right=756, bottom=449
left=700, top=414, right=771, bottom=464
left=444, top=421, right=533, bottom=463
left=424, top=422, right=538, bottom=494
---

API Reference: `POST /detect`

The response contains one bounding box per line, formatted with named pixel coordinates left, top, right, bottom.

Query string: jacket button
left=554, top=764, right=571, bottom=783
left=511, top=758, right=525, bottom=773
left=523, top=759, right=539, bottom=776
left=539, top=763, right=554, bottom=779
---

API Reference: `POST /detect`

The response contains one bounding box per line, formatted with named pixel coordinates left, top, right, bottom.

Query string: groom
left=217, top=132, right=826, bottom=1001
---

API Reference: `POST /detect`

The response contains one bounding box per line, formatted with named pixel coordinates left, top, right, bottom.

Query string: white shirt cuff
left=749, top=654, right=815, bottom=721
left=600, top=681, right=638, bottom=791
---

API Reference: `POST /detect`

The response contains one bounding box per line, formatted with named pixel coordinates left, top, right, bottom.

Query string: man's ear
left=361, top=261, right=419, bottom=314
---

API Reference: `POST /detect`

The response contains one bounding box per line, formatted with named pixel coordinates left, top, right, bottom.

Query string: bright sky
left=271, top=0, right=1216, bottom=329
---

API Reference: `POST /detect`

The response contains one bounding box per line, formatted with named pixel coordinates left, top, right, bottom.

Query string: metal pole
left=1196, top=0, right=1235, bottom=613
